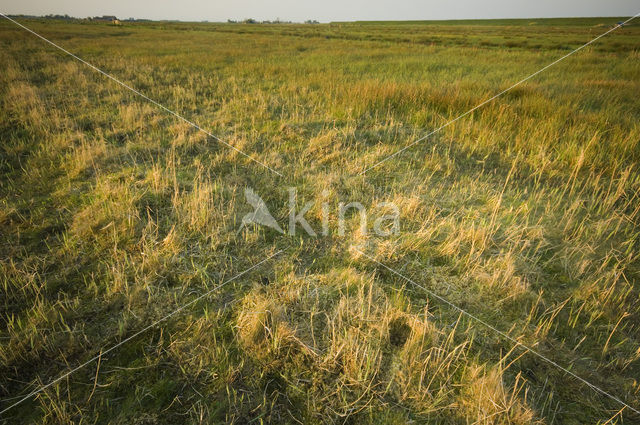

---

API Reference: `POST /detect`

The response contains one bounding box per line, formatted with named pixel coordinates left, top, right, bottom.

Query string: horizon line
left=3, top=13, right=636, bottom=25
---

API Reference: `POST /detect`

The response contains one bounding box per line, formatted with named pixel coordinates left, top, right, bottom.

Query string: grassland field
left=1, top=16, right=640, bottom=424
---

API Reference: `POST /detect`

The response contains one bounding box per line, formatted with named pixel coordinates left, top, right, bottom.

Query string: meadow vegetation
left=0, top=16, right=639, bottom=424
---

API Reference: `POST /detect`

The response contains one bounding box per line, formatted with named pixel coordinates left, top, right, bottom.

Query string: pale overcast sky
left=0, top=0, right=637, bottom=22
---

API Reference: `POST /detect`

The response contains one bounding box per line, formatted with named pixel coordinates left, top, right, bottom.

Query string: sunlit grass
left=1, top=16, right=639, bottom=424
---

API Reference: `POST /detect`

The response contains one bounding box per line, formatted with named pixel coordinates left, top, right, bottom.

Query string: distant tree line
left=7, top=14, right=150, bottom=22
left=226, top=18, right=320, bottom=24
left=8, top=14, right=319, bottom=24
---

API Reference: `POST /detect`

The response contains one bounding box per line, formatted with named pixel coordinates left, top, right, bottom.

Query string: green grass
left=1, top=16, right=639, bottom=424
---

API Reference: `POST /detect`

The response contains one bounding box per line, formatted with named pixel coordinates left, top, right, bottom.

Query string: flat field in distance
left=1, top=16, right=639, bottom=424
